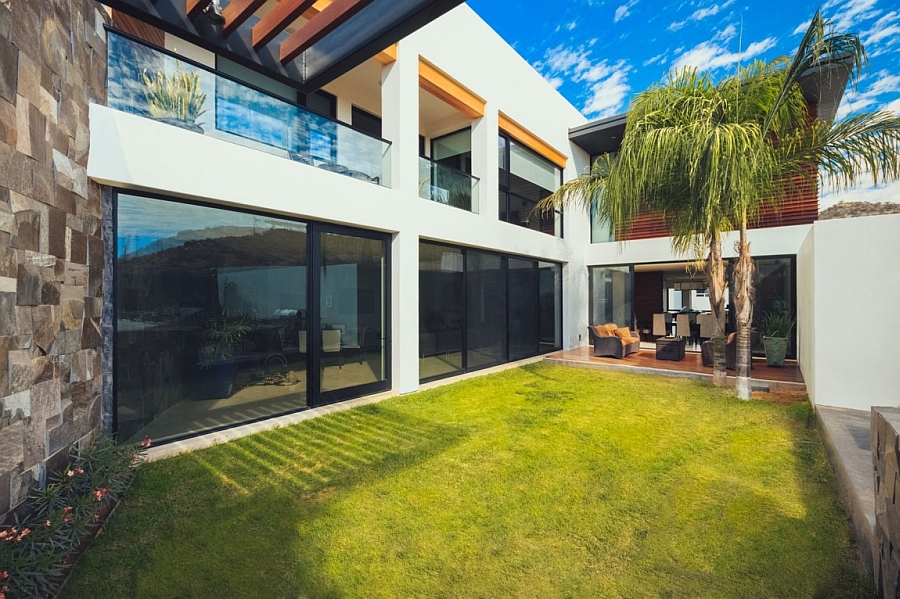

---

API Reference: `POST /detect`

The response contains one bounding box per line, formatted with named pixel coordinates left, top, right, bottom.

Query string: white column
left=381, top=42, right=420, bottom=196
left=391, top=228, right=420, bottom=394
left=470, top=106, right=498, bottom=216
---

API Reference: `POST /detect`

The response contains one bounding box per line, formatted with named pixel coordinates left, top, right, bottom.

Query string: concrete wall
left=800, top=214, right=900, bottom=410
left=0, top=0, right=109, bottom=521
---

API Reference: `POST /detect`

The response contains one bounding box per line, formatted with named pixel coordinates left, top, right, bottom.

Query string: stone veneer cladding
left=0, top=0, right=109, bottom=521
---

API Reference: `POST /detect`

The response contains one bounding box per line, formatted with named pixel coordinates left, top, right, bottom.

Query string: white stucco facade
left=90, top=5, right=592, bottom=399
left=798, top=213, right=900, bottom=410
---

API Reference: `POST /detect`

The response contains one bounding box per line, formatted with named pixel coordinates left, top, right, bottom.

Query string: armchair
left=588, top=324, right=640, bottom=359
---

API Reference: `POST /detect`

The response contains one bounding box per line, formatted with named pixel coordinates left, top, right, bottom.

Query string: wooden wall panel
left=633, top=271, right=663, bottom=333
left=617, top=173, right=819, bottom=241
left=112, top=9, right=166, bottom=47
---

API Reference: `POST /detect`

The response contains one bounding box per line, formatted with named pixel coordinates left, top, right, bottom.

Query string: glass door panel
left=590, top=265, right=633, bottom=328
left=318, top=231, right=387, bottom=396
left=508, top=258, right=539, bottom=361
left=115, top=193, right=308, bottom=443
left=466, top=251, right=507, bottom=370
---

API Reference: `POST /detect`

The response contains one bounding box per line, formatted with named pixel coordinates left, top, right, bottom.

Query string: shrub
left=0, top=435, right=150, bottom=599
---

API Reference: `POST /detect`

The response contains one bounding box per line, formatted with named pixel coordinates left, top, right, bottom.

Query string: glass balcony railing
left=418, top=157, right=479, bottom=212
left=106, top=30, right=390, bottom=186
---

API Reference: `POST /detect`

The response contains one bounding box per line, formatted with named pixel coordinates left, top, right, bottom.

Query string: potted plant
left=196, top=318, right=250, bottom=399
left=142, top=64, right=208, bottom=133
left=759, top=311, right=794, bottom=367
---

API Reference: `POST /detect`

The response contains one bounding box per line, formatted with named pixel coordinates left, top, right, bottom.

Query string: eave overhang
left=100, top=0, right=465, bottom=94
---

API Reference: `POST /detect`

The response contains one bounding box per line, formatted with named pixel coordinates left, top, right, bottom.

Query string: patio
left=544, top=346, right=805, bottom=393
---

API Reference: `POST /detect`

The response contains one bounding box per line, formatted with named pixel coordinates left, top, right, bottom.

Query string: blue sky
left=467, top=0, right=900, bottom=206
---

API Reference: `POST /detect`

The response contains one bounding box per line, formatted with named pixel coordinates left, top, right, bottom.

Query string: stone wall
left=872, top=407, right=900, bottom=597
left=0, top=0, right=109, bottom=521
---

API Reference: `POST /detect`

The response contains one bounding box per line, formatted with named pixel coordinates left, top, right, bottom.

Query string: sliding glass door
left=114, top=192, right=390, bottom=443
left=316, top=228, right=389, bottom=400
left=589, top=265, right=633, bottom=328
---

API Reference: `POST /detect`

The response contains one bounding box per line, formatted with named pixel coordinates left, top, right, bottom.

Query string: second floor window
left=498, top=133, right=562, bottom=237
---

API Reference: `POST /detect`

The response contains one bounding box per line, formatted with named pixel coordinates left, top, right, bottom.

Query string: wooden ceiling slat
left=280, top=0, right=376, bottom=64
left=252, top=0, right=318, bottom=50
left=222, top=0, right=268, bottom=36
left=186, top=0, right=213, bottom=20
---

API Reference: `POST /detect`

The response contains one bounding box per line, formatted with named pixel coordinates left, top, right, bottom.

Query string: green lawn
left=64, top=364, right=873, bottom=598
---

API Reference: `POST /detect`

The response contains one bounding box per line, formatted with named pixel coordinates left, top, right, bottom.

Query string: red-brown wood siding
left=112, top=10, right=166, bottom=47
left=618, top=172, right=819, bottom=241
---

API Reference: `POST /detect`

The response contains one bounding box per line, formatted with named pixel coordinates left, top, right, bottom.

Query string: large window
left=419, top=242, right=562, bottom=382
left=498, top=133, right=562, bottom=236
left=115, top=193, right=389, bottom=443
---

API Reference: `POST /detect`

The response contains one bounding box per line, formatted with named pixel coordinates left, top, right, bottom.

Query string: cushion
left=593, top=324, right=617, bottom=337
left=727, top=332, right=736, bottom=343
left=614, top=327, right=631, bottom=339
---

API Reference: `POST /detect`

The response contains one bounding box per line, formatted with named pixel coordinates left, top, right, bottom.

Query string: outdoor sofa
left=588, top=323, right=641, bottom=359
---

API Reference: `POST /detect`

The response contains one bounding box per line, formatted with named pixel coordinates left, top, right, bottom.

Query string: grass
left=63, top=364, right=873, bottom=598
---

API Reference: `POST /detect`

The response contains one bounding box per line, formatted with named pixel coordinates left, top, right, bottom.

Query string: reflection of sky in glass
left=116, top=194, right=306, bottom=257
left=216, top=79, right=291, bottom=149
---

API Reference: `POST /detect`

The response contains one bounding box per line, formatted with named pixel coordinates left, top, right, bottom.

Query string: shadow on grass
left=62, top=403, right=470, bottom=599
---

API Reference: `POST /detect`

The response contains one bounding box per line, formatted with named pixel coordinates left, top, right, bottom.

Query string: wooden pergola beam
left=419, top=58, right=484, bottom=119
left=280, top=0, right=376, bottom=64
left=252, top=0, right=318, bottom=50
left=186, top=0, right=213, bottom=20
left=221, top=0, right=268, bottom=36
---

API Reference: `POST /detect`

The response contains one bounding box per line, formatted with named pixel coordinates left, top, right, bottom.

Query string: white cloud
left=883, top=98, right=900, bottom=115
left=582, top=68, right=632, bottom=118
left=820, top=171, right=900, bottom=209
left=691, top=0, right=735, bottom=20
left=643, top=52, right=667, bottom=66
left=713, top=24, right=737, bottom=43
left=615, top=0, right=638, bottom=22
left=670, top=0, right=734, bottom=31
left=863, top=11, right=900, bottom=47
left=822, top=0, right=881, bottom=32
left=546, top=76, right=565, bottom=89
left=534, top=45, right=632, bottom=117
left=836, top=70, right=900, bottom=118
left=671, top=37, right=777, bottom=72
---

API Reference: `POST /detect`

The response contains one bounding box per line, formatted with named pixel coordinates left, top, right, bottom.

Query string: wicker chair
left=588, top=325, right=640, bottom=359
left=701, top=333, right=750, bottom=370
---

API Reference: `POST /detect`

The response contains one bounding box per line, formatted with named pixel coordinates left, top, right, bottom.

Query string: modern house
left=0, top=0, right=897, bottom=521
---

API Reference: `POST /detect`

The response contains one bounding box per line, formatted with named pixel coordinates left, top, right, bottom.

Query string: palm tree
left=539, top=10, right=900, bottom=398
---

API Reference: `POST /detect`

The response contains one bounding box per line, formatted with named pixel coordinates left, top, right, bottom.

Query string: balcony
left=106, top=30, right=390, bottom=186
left=417, top=157, right=479, bottom=212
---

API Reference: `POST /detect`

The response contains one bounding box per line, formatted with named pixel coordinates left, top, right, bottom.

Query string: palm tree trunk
left=733, top=221, right=754, bottom=400
left=704, top=234, right=727, bottom=386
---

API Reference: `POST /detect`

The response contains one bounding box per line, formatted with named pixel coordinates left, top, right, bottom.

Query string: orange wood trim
left=222, top=0, right=268, bottom=36
left=252, top=0, right=318, bottom=49
left=498, top=112, right=567, bottom=169
left=303, top=0, right=333, bottom=18
left=374, top=44, right=398, bottom=65
left=280, top=0, right=376, bottom=64
left=418, top=58, right=484, bottom=119
left=186, top=0, right=212, bottom=20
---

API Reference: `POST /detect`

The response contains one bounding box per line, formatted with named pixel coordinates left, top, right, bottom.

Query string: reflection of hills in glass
left=119, top=227, right=382, bottom=269
left=119, top=227, right=308, bottom=268
left=121, top=226, right=273, bottom=258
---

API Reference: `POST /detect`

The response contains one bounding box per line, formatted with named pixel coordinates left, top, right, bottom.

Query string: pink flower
left=0, top=571, right=8, bottom=579
left=141, top=437, right=152, bottom=449
left=44, top=520, right=51, bottom=527
left=63, top=506, right=72, bottom=513
left=93, top=488, right=109, bottom=501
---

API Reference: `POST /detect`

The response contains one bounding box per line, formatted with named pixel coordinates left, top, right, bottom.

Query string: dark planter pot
left=156, top=117, right=204, bottom=134
left=763, top=336, right=788, bottom=367
left=193, top=362, right=235, bottom=399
